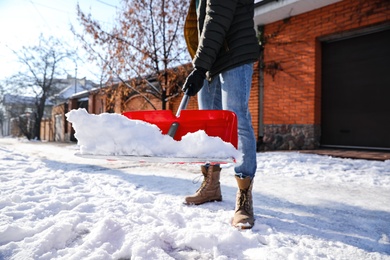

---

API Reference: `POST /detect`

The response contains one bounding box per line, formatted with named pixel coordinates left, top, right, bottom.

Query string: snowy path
left=0, top=138, right=389, bottom=259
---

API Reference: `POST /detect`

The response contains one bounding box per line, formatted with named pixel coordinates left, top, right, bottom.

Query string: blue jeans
left=198, top=63, right=257, bottom=179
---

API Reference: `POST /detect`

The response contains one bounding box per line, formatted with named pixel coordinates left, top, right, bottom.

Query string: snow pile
left=66, top=109, right=242, bottom=161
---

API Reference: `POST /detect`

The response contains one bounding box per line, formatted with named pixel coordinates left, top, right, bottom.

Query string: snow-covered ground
left=1, top=137, right=390, bottom=260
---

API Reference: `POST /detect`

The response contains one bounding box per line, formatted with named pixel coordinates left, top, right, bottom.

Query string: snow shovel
left=123, top=93, right=238, bottom=147
left=118, top=93, right=238, bottom=163
left=77, top=93, right=238, bottom=164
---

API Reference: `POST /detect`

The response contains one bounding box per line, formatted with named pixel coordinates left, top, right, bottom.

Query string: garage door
left=321, top=28, right=390, bottom=150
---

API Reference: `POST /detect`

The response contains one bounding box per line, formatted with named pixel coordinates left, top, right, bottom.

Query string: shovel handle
left=175, top=93, right=189, bottom=117
left=168, top=93, right=190, bottom=138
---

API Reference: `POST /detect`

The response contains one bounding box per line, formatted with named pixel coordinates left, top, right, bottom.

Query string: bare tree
left=74, top=0, right=190, bottom=110
left=5, top=35, right=75, bottom=140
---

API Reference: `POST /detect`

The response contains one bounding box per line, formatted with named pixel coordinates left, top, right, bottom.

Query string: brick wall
left=258, top=0, right=390, bottom=150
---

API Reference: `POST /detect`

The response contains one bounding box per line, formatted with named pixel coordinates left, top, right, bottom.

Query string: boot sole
left=184, top=197, right=222, bottom=205
left=232, top=220, right=254, bottom=230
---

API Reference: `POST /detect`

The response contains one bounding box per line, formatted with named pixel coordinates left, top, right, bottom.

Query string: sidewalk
left=299, top=149, right=390, bottom=161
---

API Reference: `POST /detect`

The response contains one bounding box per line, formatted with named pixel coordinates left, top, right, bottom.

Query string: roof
left=254, top=0, right=343, bottom=25
left=55, top=77, right=98, bottom=101
left=3, top=94, right=36, bottom=105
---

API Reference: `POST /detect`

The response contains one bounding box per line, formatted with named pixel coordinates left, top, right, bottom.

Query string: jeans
left=198, top=63, right=257, bottom=179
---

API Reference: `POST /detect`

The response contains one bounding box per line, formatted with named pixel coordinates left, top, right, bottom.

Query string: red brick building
left=254, top=0, right=390, bottom=150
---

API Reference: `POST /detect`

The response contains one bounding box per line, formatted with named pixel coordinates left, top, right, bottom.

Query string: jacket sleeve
left=193, top=0, right=239, bottom=71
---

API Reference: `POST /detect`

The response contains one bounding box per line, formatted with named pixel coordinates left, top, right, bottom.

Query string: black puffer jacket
left=184, top=0, right=260, bottom=78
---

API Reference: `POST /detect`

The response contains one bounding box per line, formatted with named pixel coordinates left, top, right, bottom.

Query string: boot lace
left=193, top=174, right=208, bottom=192
left=237, top=189, right=250, bottom=213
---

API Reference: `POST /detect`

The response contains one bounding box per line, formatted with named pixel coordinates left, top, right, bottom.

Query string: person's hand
left=182, top=67, right=207, bottom=96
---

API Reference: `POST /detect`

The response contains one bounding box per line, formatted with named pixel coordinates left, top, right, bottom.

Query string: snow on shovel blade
left=119, top=94, right=239, bottom=163
left=123, top=94, right=238, bottom=148
left=123, top=109, right=238, bottom=147
left=67, top=94, right=239, bottom=164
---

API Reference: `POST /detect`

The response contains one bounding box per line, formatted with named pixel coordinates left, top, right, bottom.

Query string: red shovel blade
left=122, top=109, right=238, bottom=149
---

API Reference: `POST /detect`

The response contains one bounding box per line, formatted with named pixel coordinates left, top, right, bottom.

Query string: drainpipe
left=257, top=25, right=265, bottom=150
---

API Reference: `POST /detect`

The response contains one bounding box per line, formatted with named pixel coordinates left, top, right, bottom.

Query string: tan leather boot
left=184, top=164, right=222, bottom=205
left=232, top=176, right=254, bottom=229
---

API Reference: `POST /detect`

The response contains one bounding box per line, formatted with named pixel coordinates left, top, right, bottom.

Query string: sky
left=0, top=0, right=121, bottom=82
left=0, top=117, right=389, bottom=259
